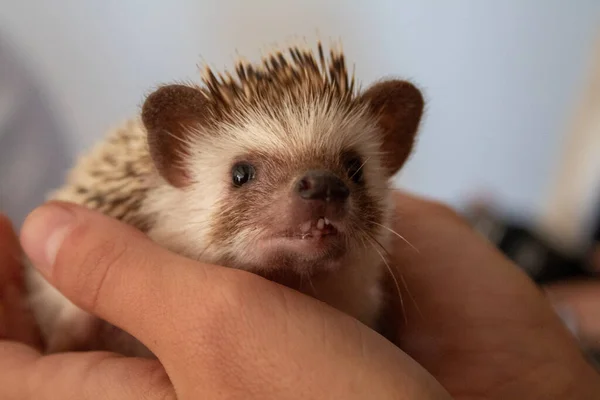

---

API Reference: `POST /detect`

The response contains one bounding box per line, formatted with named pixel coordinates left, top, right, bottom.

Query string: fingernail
left=20, top=204, right=76, bottom=275
left=552, top=303, right=579, bottom=338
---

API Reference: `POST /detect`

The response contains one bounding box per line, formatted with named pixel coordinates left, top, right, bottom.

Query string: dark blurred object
left=463, top=198, right=597, bottom=284
left=593, top=195, right=600, bottom=243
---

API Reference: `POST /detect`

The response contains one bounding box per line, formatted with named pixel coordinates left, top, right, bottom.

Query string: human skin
left=545, top=271, right=600, bottom=349
left=383, top=192, right=600, bottom=399
left=544, top=243, right=600, bottom=348
left=0, top=191, right=598, bottom=399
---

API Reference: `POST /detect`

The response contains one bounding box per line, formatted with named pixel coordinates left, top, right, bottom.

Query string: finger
left=19, top=201, right=235, bottom=355
left=0, top=281, right=43, bottom=348
left=0, top=214, right=24, bottom=284
left=0, top=214, right=42, bottom=348
left=385, top=191, right=598, bottom=394
left=387, top=191, right=560, bottom=328
left=0, top=340, right=175, bottom=400
left=545, top=280, right=600, bottom=345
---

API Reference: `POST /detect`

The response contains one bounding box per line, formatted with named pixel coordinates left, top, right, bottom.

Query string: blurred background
left=1, top=0, right=600, bottom=361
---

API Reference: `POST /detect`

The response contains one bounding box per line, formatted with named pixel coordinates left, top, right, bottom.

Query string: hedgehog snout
left=289, top=170, right=350, bottom=224
left=295, top=170, right=349, bottom=203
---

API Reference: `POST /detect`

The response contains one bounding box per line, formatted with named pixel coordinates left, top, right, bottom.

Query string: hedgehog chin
left=254, top=255, right=346, bottom=287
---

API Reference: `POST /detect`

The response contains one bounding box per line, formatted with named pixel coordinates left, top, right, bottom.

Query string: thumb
left=19, top=201, right=230, bottom=356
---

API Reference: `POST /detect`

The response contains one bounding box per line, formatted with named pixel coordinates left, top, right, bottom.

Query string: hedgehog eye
left=232, top=162, right=256, bottom=187
left=345, top=157, right=364, bottom=184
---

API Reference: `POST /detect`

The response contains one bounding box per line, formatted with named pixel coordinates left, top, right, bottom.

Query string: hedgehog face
left=190, top=96, right=392, bottom=276
left=141, top=43, right=424, bottom=284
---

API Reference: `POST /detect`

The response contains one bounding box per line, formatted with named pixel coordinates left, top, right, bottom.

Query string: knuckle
left=55, top=223, right=130, bottom=313
left=81, top=240, right=129, bottom=314
left=141, top=362, right=176, bottom=400
left=200, top=270, right=265, bottom=331
left=210, top=273, right=253, bottom=315
left=186, top=272, right=272, bottom=371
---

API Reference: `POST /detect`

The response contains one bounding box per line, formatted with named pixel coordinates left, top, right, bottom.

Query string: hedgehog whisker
left=366, top=231, right=423, bottom=321
left=357, top=233, right=368, bottom=252
left=306, top=273, right=318, bottom=297
left=368, top=220, right=419, bottom=254
left=349, top=156, right=371, bottom=181
left=364, top=233, right=406, bottom=325
left=195, top=236, right=216, bottom=262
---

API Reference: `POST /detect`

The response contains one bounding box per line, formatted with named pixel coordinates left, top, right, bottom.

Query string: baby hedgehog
left=25, top=41, right=425, bottom=356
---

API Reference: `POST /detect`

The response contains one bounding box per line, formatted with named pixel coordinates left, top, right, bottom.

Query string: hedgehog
left=24, top=41, right=425, bottom=356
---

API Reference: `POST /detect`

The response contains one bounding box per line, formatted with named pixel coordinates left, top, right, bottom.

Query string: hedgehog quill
left=24, top=41, right=425, bottom=356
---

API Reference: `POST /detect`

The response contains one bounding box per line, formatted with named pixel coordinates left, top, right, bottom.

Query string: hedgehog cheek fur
left=201, top=145, right=390, bottom=279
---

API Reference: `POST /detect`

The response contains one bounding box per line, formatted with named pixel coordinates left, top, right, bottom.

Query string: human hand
left=544, top=244, right=600, bottom=349
left=0, top=202, right=450, bottom=400
left=3, top=191, right=600, bottom=400
left=382, top=191, right=600, bottom=399
left=0, top=214, right=41, bottom=348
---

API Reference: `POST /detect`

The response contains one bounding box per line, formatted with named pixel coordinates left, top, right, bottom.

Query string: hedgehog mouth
left=286, top=217, right=339, bottom=239
left=260, top=217, right=346, bottom=273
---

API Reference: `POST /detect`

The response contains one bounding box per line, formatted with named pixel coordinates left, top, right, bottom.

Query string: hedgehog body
left=25, top=42, right=425, bottom=355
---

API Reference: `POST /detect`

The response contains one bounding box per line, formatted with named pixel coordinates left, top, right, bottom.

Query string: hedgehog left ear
left=141, top=84, right=209, bottom=188
left=360, top=79, right=424, bottom=177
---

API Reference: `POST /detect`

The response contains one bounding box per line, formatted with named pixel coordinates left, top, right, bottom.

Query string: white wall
left=1, top=0, right=599, bottom=221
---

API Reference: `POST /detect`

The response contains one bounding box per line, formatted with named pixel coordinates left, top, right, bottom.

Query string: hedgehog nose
left=296, top=170, right=350, bottom=202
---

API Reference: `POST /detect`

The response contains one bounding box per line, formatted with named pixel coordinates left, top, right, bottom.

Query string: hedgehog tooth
left=300, top=221, right=312, bottom=233
left=317, top=218, right=325, bottom=230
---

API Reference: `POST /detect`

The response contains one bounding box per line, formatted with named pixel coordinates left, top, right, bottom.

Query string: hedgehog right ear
left=141, top=84, right=209, bottom=188
left=360, top=79, right=425, bottom=177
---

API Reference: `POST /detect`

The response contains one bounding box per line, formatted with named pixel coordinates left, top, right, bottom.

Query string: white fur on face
left=144, top=95, right=394, bottom=272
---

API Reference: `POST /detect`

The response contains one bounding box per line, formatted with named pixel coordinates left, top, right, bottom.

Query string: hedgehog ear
left=360, top=79, right=424, bottom=177
left=141, top=84, right=209, bottom=188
